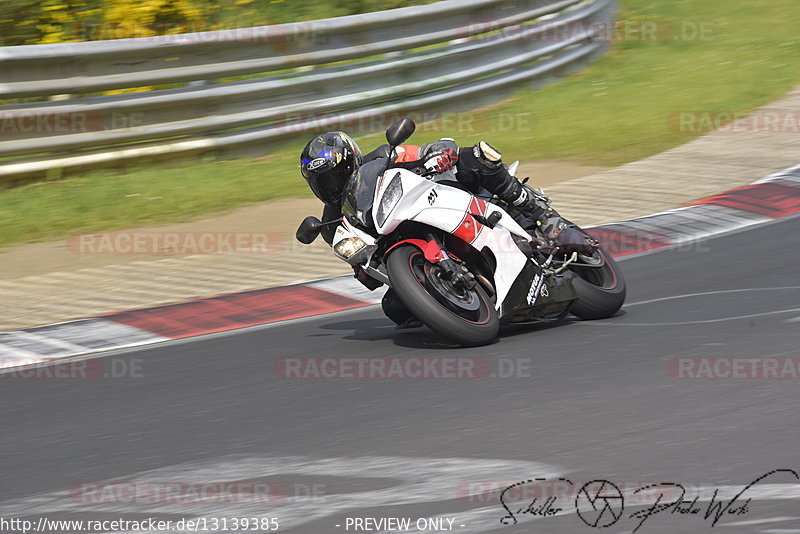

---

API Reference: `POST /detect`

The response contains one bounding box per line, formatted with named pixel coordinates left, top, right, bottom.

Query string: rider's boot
left=382, top=289, right=422, bottom=329
left=512, top=190, right=597, bottom=256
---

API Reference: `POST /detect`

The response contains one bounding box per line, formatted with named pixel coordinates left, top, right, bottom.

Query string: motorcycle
left=296, top=118, right=625, bottom=346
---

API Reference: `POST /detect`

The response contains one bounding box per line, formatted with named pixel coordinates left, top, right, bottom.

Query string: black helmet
left=300, top=132, right=362, bottom=206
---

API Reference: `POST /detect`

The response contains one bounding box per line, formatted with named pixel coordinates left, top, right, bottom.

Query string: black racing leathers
left=320, top=141, right=565, bottom=244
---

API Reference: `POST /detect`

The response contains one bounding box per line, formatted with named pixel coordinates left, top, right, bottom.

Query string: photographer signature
left=499, top=479, right=567, bottom=525
left=498, top=468, right=799, bottom=532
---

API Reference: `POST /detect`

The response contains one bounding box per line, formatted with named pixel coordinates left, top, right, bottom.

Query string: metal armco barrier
left=0, top=0, right=615, bottom=182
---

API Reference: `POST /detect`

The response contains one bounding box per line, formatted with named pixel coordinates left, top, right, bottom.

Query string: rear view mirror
left=385, top=117, right=416, bottom=147
left=296, top=216, right=323, bottom=244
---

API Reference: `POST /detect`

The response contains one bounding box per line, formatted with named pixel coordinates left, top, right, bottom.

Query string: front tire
left=386, top=245, right=499, bottom=346
left=569, top=248, right=626, bottom=320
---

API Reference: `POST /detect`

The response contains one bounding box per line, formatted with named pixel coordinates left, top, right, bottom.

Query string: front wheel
left=385, top=245, right=499, bottom=347
left=569, top=248, right=626, bottom=320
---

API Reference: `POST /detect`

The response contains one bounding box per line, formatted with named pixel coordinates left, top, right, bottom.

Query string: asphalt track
left=1, top=216, right=799, bottom=534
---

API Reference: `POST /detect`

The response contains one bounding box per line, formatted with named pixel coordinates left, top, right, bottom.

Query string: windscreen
left=341, top=158, right=385, bottom=231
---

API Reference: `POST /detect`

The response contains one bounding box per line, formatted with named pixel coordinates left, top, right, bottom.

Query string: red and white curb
left=593, top=164, right=800, bottom=256
left=0, top=277, right=384, bottom=370
left=1, top=165, right=799, bottom=370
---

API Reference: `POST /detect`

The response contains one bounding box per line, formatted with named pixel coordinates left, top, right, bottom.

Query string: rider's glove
left=423, top=146, right=459, bottom=174
left=510, top=183, right=550, bottom=221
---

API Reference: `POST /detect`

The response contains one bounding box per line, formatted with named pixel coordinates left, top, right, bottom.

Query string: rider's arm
left=320, top=203, right=341, bottom=246
left=363, top=144, right=422, bottom=163
left=363, top=144, right=392, bottom=163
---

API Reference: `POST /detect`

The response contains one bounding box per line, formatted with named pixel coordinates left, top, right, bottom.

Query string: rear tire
left=570, top=248, right=626, bottom=320
left=386, top=245, right=499, bottom=346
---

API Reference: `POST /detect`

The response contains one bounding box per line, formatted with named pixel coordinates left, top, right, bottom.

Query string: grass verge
left=1, top=0, right=799, bottom=249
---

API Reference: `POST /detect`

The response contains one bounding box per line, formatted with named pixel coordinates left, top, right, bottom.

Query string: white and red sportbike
left=297, top=119, right=625, bottom=346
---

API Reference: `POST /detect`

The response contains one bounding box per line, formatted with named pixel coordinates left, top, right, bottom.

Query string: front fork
left=424, top=234, right=477, bottom=291
left=382, top=236, right=477, bottom=292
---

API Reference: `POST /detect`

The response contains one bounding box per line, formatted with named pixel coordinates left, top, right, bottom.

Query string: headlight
left=334, top=237, right=367, bottom=259
left=376, top=173, right=403, bottom=227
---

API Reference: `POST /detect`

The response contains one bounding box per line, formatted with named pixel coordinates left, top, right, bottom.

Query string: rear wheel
left=569, top=248, right=626, bottom=319
left=385, top=245, right=499, bottom=346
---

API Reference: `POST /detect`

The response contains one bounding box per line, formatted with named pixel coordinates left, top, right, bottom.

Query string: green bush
left=0, top=0, right=439, bottom=46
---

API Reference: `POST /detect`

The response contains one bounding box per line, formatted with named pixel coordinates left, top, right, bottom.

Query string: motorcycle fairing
left=374, top=168, right=533, bottom=309
left=500, top=260, right=578, bottom=322
left=330, top=218, right=378, bottom=265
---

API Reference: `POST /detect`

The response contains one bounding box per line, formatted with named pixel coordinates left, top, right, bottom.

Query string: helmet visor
left=307, top=157, right=356, bottom=205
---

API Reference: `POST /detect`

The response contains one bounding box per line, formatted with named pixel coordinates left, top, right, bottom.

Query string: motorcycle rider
left=300, top=129, right=594, bottom=328
left=299, top=131, right=577, bottom=248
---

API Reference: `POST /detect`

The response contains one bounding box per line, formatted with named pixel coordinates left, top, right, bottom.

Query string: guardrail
left=0, top=0, right=615, bottom=183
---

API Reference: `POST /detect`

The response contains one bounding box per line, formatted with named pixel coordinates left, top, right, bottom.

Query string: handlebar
left=387, top=158, right=439, bottom=178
